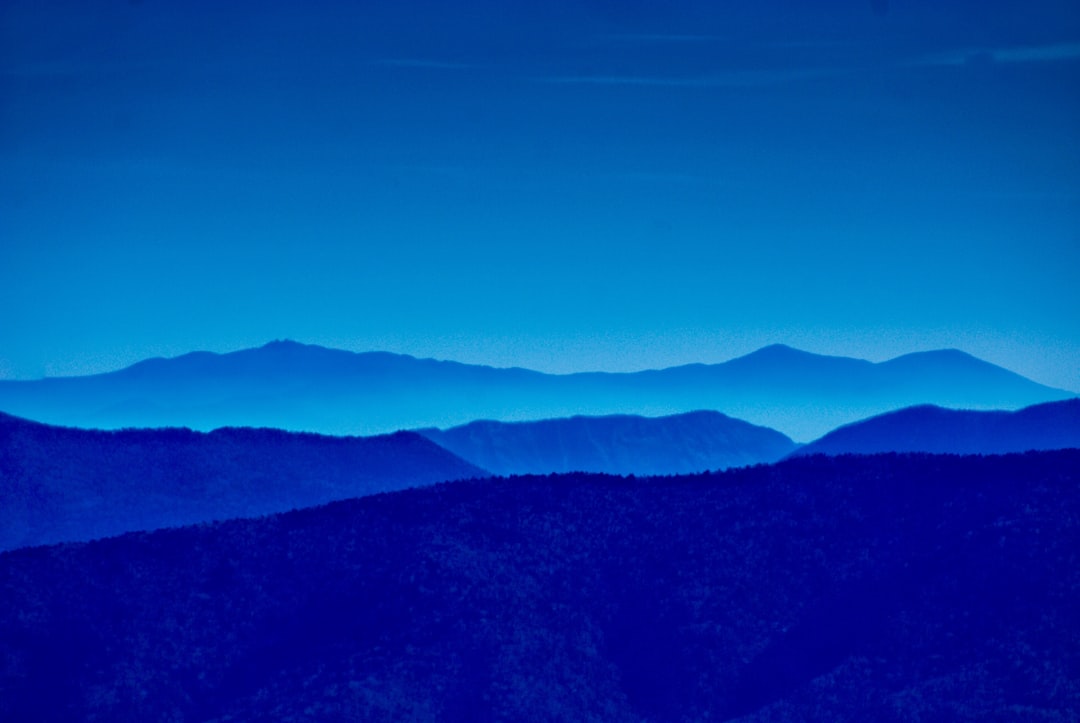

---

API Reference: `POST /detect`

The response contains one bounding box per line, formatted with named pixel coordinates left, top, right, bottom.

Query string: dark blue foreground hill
left=793, top=397, right=1080, bottom=457
left=416, top=410, right=796, bottom=475
left=2, top=451, right=1077, bottom=720
left=0, top=411, right=485, bottom=551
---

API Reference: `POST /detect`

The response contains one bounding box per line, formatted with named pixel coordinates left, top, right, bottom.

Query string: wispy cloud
left=909, top=42, right=1080, bottom=68
left=538, top=40, right=1080, bottom=90
left=1, top=59, right=158, bottom=79
left=539, top=75, right=710, bottom=88
left=599, top=33, right=719, bottom=44
left=371, top=58, right=477, bottom=70
left=537, top=67, right=845, bottom=89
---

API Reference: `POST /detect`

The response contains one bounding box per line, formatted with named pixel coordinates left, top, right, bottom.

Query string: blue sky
left=2, top=0, right=1078, bottom=390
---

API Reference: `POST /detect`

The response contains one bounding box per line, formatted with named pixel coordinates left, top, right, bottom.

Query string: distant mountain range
left=0, top=340, right=1072, bottom=441
left=417, top=410, right=796, bottom=476
left=8, top=394, right=1075, bottom=551
left=3, top=451, right=1077, bottom=720
left=793, top=398, right=1080, bottom=457
left=0, top=411, right=483, bottom=551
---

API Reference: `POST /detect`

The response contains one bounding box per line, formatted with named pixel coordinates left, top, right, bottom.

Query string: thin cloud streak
left=537, top=67, right=847, bottom=89
left=599, top=33, right=719, bottom=43
left=538, top=40, right=1080, bottom=90
left=372, top=58, right=478, bottom=70
left=910, top=42, right=1080, bottom=67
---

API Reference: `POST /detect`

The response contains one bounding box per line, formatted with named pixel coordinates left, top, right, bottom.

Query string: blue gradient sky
left=2, top=0, right=1078, bottom=390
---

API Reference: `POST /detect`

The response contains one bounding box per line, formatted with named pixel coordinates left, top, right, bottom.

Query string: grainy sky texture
left=2, top=0, right=1078, bottom=389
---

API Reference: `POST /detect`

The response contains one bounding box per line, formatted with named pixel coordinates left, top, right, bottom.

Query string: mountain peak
left=752, top=343, right=805, bottom=356
left=728, top=344, right=857, bottom=368
left=888, top=348, right=982, bottom=365
left=259, top=339, right=321, bottom=352
left=262, top=338, right=304, bottom=348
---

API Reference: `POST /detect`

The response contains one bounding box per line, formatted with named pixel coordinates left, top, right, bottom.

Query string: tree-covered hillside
left=0, top=411, right=484, bottom=550
left=2, top=451, right=1078, bottom=721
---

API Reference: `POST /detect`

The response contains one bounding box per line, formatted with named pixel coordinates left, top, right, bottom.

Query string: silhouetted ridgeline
left=0, top=340, right=1071, bottom=441
left=793, top=397, right=1080, bottom=457
left=0, top=411, right=485, bottom=551
left=417, top=410, right=796, bottom=475
left=2, top=451, right=1077, bottom=720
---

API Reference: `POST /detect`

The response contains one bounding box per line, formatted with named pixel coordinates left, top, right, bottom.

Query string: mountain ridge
left=793, top=397, right=1080, bottom=457
left=14, top=339, right=1068, bottom=383
left=0, top=410, right=485, bottom=551
left=416, top=409, right=796, bottom=476
left=0, top=340, right=1071, bottom=441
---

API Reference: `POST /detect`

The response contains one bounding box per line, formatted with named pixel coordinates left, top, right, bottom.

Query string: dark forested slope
left=0, top=411, right=485, bottom=551
left=2, top=451, right=1078, bottom=721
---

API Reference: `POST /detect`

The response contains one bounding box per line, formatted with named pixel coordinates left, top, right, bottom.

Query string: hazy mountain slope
left=417, top=410, right=796, bottom=475
left=0, top=340, right=1071, bottom=441
left=1, top=451, right=1077, bottom=721
left=0, top=412, right=485, bottom=551
left=794, top=398, right=1080, bottom=457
